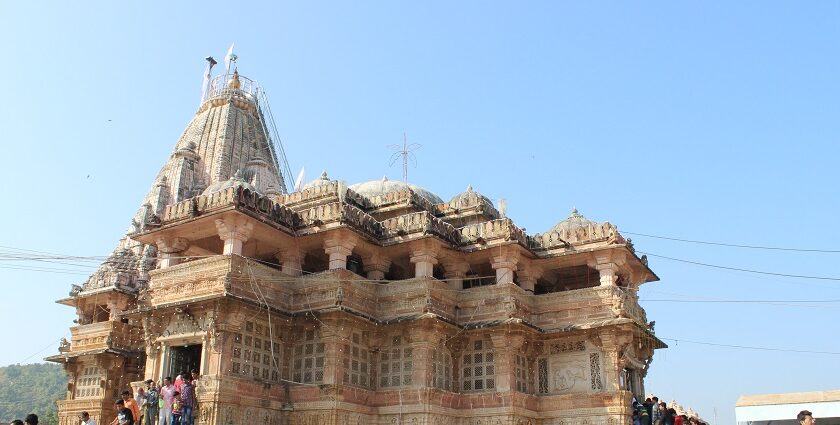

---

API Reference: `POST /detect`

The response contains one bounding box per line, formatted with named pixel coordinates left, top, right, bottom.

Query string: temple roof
left=447, top=185, right=494, bottom=209
left=349, top=176, right=444, bottom=204
left=549, top=208, right=598, bottom=233
left=302, top=170, right=336, bottom=190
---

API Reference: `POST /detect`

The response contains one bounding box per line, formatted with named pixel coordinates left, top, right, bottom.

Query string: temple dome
left=549, top=208, right=598, bottom=233
left=448, top=185, right=494, bottom=208
left=202, top=170, right=258, bottom=195
left=349, top=176, right=443, bottom=204
left=301, top=170, right=335, bottom=190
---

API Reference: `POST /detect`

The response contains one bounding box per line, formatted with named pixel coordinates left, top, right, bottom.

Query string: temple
left=48, top=67, right=665, bottom=425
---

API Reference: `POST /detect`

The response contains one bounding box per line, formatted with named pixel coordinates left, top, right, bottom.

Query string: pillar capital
left=275, top=248, right=305, bottom=276
left=214, top=217, right=254, bottom=255
left=154, top=236, right=189, bottom=268
left=491, top=251, right=520, bottom=285
left=409, top=242, right=440, bottom=278
left=323, top=236, right=357, bottom=270
left=517, top=263, right=543, bottom=293
left=362, top=253, right=391, bottom=280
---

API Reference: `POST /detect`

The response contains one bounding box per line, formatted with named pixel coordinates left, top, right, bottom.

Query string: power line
left=625, top=231, right=840, bottom=253
left=659, top=337, right=840, bottom=355
left=639, top=251, right=840, bottom=281
left=641, top=299, right=840, bottom=303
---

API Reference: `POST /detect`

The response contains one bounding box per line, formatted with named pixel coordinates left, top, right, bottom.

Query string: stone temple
left=48, top=67, right=665, bottom=425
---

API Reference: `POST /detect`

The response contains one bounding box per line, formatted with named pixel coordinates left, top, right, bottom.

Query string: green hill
left=0, top=363, right=66, bottom=425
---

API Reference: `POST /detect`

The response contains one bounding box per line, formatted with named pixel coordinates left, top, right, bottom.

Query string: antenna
left=388, top=132, right=421, bottom=183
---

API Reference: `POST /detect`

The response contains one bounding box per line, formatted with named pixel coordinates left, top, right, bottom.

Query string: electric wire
left=624, top=231, right=840, bottom=253
left=639, top=251, right=840, bottom=281
left=658, top=337, right=840, bottom=355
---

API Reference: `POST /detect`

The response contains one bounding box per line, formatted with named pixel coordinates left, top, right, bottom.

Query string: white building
left=736, top=390, right=840, bottom=425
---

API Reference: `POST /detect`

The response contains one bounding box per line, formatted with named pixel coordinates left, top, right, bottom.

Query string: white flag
left=293, top=166, right=306, bottom=192
left=224, top=43, right=236, bottom=73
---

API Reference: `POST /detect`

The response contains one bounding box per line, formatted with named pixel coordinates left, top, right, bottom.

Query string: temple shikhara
left=48, top=64, right=665, bottom=425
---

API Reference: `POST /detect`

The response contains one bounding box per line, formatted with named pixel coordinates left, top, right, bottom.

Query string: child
left=171, top=391, right=182, bottom=425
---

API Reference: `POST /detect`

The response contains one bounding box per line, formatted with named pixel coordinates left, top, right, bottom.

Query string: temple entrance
left=167, top=344, right=202, bottom=378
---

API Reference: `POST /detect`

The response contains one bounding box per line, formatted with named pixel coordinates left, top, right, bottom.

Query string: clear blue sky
left=1, top=2, right=838, bottom=424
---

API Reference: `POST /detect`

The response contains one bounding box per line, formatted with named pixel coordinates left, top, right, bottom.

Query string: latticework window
left=461, top=338, right=495, bottom=392
left=590, top=352, right=603, bottom=390
left=75, top=366, right=102, bottom=398
left=343, top=332, right=371, bottom=388
left=231, top=320, right=282, bottom=383
left=292, top=329, right=325, bottom=384
left=379, top=335, right=412, bottom=388
left=537, top=358, right=549, bottom=394
left=432, top=348, right=452, bottom=391
left=514, top=354, right=529, bottom=393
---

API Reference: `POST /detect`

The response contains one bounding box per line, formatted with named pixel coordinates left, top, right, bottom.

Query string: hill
left=0, top=363, right=66, bottom=425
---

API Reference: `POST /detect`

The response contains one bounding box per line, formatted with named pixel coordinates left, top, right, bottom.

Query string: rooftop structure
left=49, top=64, right=665, bottom=425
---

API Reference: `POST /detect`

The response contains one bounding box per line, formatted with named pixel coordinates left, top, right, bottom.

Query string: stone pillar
left=517, top=264, right=543, bottom=293
left=441, top=259, right=469, bottom=290
left=489, top=334, right=525, bottom=392
left=592, top=253, right=626, bottom=286
left=491, top=251, right=519, bottom=285
left=407, top=326, right=434, bottom=388
left=319, top=318, right=350, bottom=386
left=362, top=253, right=391, bottom=281
left=410, top=243, right=439, bottom=278
left=214, top=218, right=254, bottom=256
left=155, top=237, right=189, bottom=268
left=275, top=249, right=305, bottom=276
left=323, top=237, right=356, bottom=270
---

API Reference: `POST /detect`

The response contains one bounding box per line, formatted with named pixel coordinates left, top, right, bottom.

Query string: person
left=80, top=411, right=97, bottom=425
left=11, top=420, right=24, bottom=425
left=651, top=397, right=662, bottom=425
left=633, top=409, right=641, bottom=425
left=159, top=377, right=175, bottom=425
left=144, top=380, right=159, bottom=425
left=110, top=399, right=134, bottom=425
left=171, top=391, right=182, bottom=425
left=639, top=405, right=651, bottom=425
left=122, top=390, right=141, bottom=425
left=179, top=376, right=195, bottom=425
left=798, top=410, right=816, bottom=425
left=135, top=387, right=147, bottom=425
left=24, top=414, right=38, bottom=425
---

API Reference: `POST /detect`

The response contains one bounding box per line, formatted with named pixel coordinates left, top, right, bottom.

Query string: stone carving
left=553, top=364, right=586, bottom=391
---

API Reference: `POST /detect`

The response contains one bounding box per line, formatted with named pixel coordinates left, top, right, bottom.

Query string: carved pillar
left=489, top=334, right=525, bottom=392
left=362, top=253, right=391, bottom=280
left=441, top=259, right=469, bottom=290
left=323, top=237, right=357, bottom=270
left=517, top=263, right=543, bottom=293
left=407, top=325, right=435, bottom=388
left=155, top=236, right=189, bottom=268
left=319, top=318, right=349, bottom=385
left=214, top=218, right=254, bottom=256
left=275, top=249, right=305, bottom=276
left=491, top=249, right=519, bottom=285
left=410, top=243, right=439, bottom=278
left=592, top=252, right=626, bottom=286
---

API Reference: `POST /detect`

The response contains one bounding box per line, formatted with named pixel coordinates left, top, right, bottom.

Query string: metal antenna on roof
left=388, top=132, right=421, bottom=183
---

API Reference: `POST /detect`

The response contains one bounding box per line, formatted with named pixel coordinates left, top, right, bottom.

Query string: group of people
left=632, top=397, right=707, bottom=425
left=101, top=370, right=198, bottom=425
left=7, top=413, right=39, bottom=425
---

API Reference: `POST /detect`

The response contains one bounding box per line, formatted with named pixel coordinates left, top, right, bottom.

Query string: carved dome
left=202, top=169, right=258, bottom=195
left=448, top=185, right=494, bottom=209
left=301, top=170, right=334, bottom=190
left=549, top=208, right=598, bottom=233
left=349, top=176, right=443, bottom=204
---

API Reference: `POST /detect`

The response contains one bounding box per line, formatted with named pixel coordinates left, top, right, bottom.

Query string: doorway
left=167, top=344, right=202, bottom=378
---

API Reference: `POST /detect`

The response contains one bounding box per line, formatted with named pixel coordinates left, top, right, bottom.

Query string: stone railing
left=531, top=222, right=625, bottom=250
left=458, top=218, right=529, bottom=247
left=162, top=187, right=297, bottom=229
left=147, top=256, right=234, bottom=306
left=70, top=320, right=139, bottom=352
left=361, top=188, right=438, bottom=213
left=529, top=285, right=648, bottom=331
left=381, top=211, right=461, bottom=244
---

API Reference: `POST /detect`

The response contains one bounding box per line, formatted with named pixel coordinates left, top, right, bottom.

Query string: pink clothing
left=160, top=384, right=176, bottom=410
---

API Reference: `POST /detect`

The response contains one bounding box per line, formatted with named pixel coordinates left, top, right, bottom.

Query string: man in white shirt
left=80, top=411, right=96, bottom=425
left=158, top=377, right=175, bottom=425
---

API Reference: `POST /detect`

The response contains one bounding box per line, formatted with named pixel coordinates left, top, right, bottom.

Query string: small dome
left=202, top=170, right=258, bottom=195
left=301, top=170, right=334, bottom=190
left=549, top=208, right=597, bottom=233
left=448, top=184, right=494, bottom=208
left=349, top=176, right=443, bottom=204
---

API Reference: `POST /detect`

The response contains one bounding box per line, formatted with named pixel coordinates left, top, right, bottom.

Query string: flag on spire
left=200, top=56, right=217, bottom=104
left=293, top=166, right=306, bottom=192
left=224, top=43, right=237, bottom=73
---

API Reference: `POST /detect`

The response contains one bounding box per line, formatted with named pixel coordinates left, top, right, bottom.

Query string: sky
left=1, top=1, right=839, bottom=424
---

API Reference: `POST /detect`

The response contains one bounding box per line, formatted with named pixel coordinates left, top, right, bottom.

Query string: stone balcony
left=69, top=320, right=140, bottom=352
left=146, top=255, right=649, bottom=332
